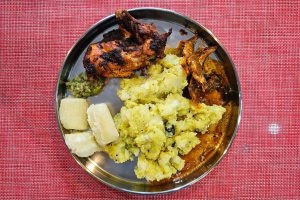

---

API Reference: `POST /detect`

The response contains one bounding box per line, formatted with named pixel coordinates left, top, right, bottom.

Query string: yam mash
left=104, top=55, right=225, bottom=181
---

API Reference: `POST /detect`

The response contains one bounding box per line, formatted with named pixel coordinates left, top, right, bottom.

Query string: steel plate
left=55, top=7, right=242, bottom=194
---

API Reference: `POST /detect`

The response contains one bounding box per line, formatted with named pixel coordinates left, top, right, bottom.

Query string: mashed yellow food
left=104, top=54, right=226, bottom=181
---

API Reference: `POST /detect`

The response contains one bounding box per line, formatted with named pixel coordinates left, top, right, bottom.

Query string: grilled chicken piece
left=83, top=10, right=172, bottom=79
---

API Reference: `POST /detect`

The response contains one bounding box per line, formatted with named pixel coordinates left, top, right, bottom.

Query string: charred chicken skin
left=83, top=10, right=172, bottom=79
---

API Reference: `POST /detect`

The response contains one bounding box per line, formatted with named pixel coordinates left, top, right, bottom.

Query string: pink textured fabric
left=1, top=0, right=299, bottom=199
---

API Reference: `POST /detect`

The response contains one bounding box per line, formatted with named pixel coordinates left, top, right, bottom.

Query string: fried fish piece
left=176, top=36, right=230, bottom=105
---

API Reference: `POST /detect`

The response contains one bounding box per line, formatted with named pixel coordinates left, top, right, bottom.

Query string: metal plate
left=55, top=7, right=242, bottom=194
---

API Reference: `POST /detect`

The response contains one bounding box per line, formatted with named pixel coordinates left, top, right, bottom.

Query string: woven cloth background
left=0, top=0, right=299, bottom=199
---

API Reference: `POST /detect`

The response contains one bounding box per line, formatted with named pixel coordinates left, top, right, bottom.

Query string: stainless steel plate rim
left=55, top=7, right=242, bottom=195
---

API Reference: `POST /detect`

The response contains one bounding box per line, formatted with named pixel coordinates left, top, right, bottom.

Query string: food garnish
left=66, top=72, right=105, bottom=98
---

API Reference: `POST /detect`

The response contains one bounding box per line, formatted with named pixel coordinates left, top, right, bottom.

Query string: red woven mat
left=1, top=0, right=299, bottom=199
